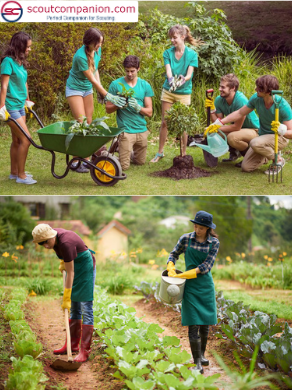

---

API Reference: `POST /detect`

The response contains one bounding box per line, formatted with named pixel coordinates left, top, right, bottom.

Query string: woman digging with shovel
left=32, top=223, right=96, bottom=363
left=167, top=211, right=219, bottom=374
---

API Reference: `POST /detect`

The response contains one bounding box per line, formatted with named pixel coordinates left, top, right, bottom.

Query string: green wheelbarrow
left=8, top=109, right=126, bottom=187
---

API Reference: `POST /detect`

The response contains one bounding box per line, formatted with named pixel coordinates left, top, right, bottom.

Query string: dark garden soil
left=133, top=297, right=291, bottom=390
left=24, top=298, right=124, bottom=390
left=152, top=155, right=215, bottom=180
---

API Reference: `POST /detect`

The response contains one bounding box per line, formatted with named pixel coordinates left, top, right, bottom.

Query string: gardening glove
left=169, top=75, right=183, bottom=93
left=0, top=105, right=10, bottom=121
left=205, top=97, right=216, bottom=113
left=105, top=93, right=126, bottom=108
left=128, top=97, right=142, bottom=113
left=271, top=120, right=287, bottom=136
left=172, top=268, right=197, bottom=279
left=59, top=260, right=66, bottom=273
left=25, top=100, right=35, bottom=118
left=167, top=261, right=177, bottom=277
left=204, top=124, right=221, bottom=137
left=97, top=92, right=105, bottom=104
left=177, top=75, right=186, bottom=87
left=168, top=77, right=174, bottom=87
left=61, top=288, right=72, bottom=311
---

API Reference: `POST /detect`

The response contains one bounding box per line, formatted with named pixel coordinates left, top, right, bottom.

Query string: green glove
left=173, top=269, right=197, bottom=279
left=105, top=93, right=126, bottom=108
left=167, top=261, right=177, bottom=277
left=129, top=97, right=142, bottom=113
left=61, top=288, right=71, bottom=311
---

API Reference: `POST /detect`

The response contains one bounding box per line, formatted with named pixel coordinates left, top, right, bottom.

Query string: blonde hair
left=168, top=24, right=202, bottom=47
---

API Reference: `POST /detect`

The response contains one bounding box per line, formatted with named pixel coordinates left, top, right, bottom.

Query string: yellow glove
left=271, top=120, right=280, bottom=133
left=59, top=260, right=66, bottom=273
left=205, top=97, right=215, bottom=111
left=167, top=261, right=177, bottom=277
left=173, top=269, right=197, bottom=279
left=204, top=124, right=221, bottom=137
left=61, top=288, right=71, bottom=311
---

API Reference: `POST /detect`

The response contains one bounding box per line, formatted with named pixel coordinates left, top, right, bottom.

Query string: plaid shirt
left=167, top=231, right=220, bottom=274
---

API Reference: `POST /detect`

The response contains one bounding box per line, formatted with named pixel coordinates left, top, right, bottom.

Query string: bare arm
left=0, top=75, right=9, bottom=107
left=140, top=96, right=152, bottom=118
left=283, top=119, right=292, bottom=139
left=184, top=66, right=194, bottom=82
left=26, top=83, right=30, bottom=100
left=220, top=105, right=253, bottom=125
left=83, top=69, right=107, bottom=97
left=165, top=63, right=172, bottom=79
left=64, top=261, right=74, bottom=289
left=105, top=100, right=118, bottom=114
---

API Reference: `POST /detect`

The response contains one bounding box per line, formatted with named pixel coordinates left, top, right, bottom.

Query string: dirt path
left=25, top=297, right=120, bottom=390
left=132, top=298, right=233, bottom=389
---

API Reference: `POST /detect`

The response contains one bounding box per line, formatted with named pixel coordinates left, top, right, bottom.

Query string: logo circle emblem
left=1, top=1, right=23, bottom=22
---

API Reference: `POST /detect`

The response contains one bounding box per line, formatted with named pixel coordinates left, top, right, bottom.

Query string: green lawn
left=1, top=122, right=291, bottom=195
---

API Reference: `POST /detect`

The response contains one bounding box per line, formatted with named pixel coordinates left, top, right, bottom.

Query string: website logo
left=1, top=1, right=23, bottom=22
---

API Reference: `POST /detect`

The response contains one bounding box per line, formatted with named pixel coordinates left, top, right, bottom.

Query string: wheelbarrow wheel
left=90, top=154, right=122, bottom=187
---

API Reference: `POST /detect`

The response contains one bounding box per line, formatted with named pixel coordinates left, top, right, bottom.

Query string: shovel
left=51, top=271, right=82, bottom=371
left=268, top=90, right=283, bottom=183
left=201, top=89, right=218, bottom=168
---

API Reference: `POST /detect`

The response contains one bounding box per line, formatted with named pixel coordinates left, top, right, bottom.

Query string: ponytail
left=168, top=24, right=203, bottom=47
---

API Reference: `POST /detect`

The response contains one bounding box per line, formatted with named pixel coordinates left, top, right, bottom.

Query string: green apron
left=71, top=249, right=95, bottom=302
left=181, top=239, right=217, bottom=326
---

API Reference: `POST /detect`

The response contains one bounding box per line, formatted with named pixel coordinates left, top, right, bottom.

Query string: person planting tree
left=166, top=211, right=219, bottom=374
left=0, top=31, right=37, bottom=185
left=106, top=55, right=154, bottom=170
left=31, top=224, right=96, bottom=363
left=206, top=75, right=292, bottom=175
left=150, top=24, right=202, bottom=163
left=66, top=27, right=126, bottom=173
left=205, top=74, right=260, bottom=168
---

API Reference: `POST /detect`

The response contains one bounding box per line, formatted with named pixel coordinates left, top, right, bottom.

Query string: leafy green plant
left=64, top=116, right=110, bottom=150
left=165, top=102, right=200, bottom=156
left=117, top=82, right=135, bottom=99
left=24, top=278, right=53, bottom=296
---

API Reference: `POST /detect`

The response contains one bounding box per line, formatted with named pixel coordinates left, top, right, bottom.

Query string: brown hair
left=83, top=28, right=103, bottom=72
left=168, top=25, right=202, bottom=47
left=255, top=75, right=279, bottom=94
left=123, top=55, right=140, bottom=69
left=208, top=228, right=219, bottom=238
left=1, top=31, right=32, bottom=67
left=220, top=73, right=239, bottom=92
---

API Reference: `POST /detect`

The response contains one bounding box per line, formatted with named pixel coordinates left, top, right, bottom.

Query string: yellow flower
left=267, top=263, right=271, bottom=267
left=29, top=290, right=37, bottom=296
left=235, top=252, right=240, bottom=256
left=279, top=254, right=283, bottom=258
left=136, top=248, right=143, bottom=254
left=110, top=250, right=117, bottom=255
left=16, top=245, right=24, bottom=250
left=264, top=255, right=268, bottom=260
left=130, top=251, right=136, bottom=258
left=241, top=253, right=246, bottom=258
left=226, top=256, right=232, bottom=262
left=282, top=252, right=287, bottom=256
left=11, top=254, right=18, bottom=263
left=148, top=260, right=155, bottom=265
left=152, top=264, right=159, bottom=270
left=268, top=257, right=273, bottom=262
left=120, top=251, right=127, bottom=258
left=2, top=252, right=9, bottom=257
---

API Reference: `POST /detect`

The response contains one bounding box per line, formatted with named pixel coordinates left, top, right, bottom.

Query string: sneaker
left=9, top=172, right=33, bottom=180
left=16, top=176, right=37, bottom=185
left=264, top=158, right=285, bottom=175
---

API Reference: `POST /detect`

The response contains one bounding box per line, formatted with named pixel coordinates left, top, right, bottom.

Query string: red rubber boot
left=74, top=324, right=94, bottom=362
left=53, top=319, right=82, bottom=355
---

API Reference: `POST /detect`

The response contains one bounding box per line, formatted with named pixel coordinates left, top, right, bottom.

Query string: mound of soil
left=152, top=155, right=214, bottom=180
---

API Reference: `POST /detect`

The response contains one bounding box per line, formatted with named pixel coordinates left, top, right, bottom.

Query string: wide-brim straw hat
left=32, top=224, right=57, bottom=243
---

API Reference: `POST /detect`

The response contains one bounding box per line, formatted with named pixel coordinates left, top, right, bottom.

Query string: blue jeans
left=70, top=267, right=96, bottom=325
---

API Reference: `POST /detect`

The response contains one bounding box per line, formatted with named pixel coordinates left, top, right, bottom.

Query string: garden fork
left=268, top=90, right=283, bottom=183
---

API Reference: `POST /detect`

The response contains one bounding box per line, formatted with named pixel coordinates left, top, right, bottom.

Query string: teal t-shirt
left=162, top=46, right=198, bottom=95
left=247, top=93, right=292, bottom=135
left=108, top=77, right=154, bottom=134
left=215, top=91, right=259, bottom=129
left=1, top=57, right=27, bottom=110
left=66, top=45, right=101, bottom=91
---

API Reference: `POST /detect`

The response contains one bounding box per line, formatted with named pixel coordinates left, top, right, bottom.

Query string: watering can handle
left=218, top=129, right=227, bottom=142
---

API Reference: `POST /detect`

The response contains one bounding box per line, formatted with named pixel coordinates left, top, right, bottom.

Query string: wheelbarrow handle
left=62, top=270, right=73, bottom=362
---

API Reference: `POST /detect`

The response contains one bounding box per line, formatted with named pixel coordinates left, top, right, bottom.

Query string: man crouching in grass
left=106, top=55, right=154, bottom=170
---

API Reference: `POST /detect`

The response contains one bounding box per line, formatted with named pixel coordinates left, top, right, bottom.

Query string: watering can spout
left=190, top=142, right=212, bottom=154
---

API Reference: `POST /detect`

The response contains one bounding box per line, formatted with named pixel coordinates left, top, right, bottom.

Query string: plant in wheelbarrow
left=152, top=102, right=214, bottom=180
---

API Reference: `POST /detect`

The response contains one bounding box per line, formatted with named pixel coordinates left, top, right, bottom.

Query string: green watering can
left=190, top=129, right=229, bottom=158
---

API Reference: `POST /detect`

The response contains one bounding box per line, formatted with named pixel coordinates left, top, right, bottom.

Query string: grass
left=1, top=118, right=292, bottom=195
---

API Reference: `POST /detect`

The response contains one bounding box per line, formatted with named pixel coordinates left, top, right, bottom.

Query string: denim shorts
left=65, top=86, right=93, bottom=98
left=7, top=108, right=25, bottom=120
left=70, top=267, right=96, bottom=325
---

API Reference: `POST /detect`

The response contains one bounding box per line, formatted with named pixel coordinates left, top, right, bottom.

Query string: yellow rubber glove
left=61, top=288, right=72, bottom=311
left=172, top=269, right=197, bottom=279
left=59, top=260, right=66, bottom=273
left=167, top=261, right=177, bottom=277
left=271, top=120, right=281, bottom=133
left=205, top=97, right=215, bottom=111
left=204, top=124, right=221, bottom=137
